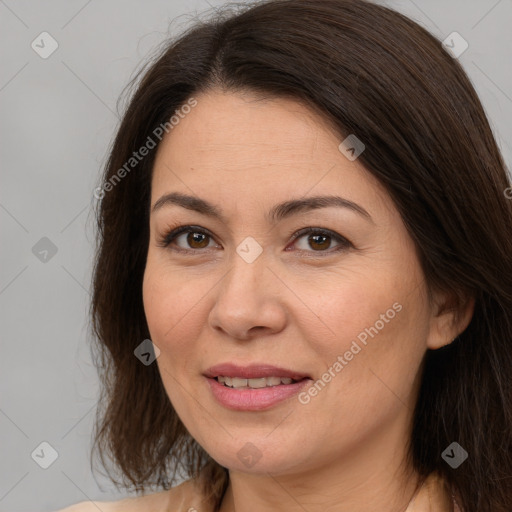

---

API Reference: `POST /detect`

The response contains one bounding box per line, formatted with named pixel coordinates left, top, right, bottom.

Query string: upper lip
left=204, top=363, right=311, bottom=380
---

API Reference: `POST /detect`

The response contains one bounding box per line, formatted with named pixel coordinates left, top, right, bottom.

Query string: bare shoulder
left=54, top=478, right=207, bottom=512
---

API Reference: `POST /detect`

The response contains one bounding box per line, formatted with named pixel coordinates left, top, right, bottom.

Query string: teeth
left=266, top=376, right=283, bottom=386
left=217, top=376, right=298, bottom=388
left=247, top=378, right=267, bottom=388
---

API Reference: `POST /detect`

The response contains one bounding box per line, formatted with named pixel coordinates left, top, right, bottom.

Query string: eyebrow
left=151, top=192, right=373, bottom=224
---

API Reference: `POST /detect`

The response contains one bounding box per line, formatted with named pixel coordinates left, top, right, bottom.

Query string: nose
left=208, top=251, right=287, bottom=341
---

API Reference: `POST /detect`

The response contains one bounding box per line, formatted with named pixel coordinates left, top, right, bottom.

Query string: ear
left=426, top=291, right=475, bottom=350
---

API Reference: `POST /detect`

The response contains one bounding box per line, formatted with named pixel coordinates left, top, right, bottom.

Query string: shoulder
left=54, top=477, right=206, bottom=512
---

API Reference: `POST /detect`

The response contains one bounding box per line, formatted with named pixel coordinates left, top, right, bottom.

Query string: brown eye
left=186, top=231, right=210, bottom=249
left=307, top=233, right=331, bottom=251
left=158, top=225, right=218, bottom=252
left=291, top=228, right=351, bottom=254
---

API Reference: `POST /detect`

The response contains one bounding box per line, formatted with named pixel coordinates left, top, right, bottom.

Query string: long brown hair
left=89, top=1, right=512, bottom=510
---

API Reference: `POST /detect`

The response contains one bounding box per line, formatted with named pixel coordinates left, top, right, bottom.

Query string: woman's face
left=142, top=90, right=446, bottom=478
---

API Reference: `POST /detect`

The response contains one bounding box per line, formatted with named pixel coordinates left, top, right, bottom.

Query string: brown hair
left=89, top=1, right=512, bottom=510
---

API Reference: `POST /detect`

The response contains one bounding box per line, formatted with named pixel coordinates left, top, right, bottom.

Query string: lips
left=203, top=363, right=311, bottom=381
left=203, top=363, right=312, bottom=410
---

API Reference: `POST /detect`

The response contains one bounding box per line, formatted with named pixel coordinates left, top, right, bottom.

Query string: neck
left=220, top=468, right=420, bottom=512
left=218, top=421, right=421, bottom=512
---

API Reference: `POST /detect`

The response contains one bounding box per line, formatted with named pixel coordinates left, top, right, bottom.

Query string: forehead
left=150, top=90, right=388, bottom=217
left=158, top=91, right=335, bottom=161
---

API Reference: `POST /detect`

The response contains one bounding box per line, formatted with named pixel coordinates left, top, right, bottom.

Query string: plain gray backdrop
left=1, top=0, right=511, bottom=510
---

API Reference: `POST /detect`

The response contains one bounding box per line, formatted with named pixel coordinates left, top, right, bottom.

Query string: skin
left=142, top=90, right=474, bottom=512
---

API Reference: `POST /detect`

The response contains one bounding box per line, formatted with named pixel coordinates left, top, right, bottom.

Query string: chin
left=203, top=436, right=315, bottom=476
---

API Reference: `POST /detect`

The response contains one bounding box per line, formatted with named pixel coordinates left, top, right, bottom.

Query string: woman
left=57, top=0, right=512, bottom=510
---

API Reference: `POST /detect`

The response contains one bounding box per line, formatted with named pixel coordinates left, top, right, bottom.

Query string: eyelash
left=156, top=224, right=352, bottom=256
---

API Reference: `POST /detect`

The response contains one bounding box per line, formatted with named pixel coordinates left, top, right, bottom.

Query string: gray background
left=1, top=0, right=510, bottom=510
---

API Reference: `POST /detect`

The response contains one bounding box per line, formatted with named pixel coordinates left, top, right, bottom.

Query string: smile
left=215, top=376, right=303, bottom=388
left=203, top=363, right=312, bottom=410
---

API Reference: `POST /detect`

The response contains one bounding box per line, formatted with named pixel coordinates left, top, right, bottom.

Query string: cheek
left=294, top=264, right=429, bottom=399
left=142, top=261, right=206, bottom=355
left=292, top=285, right=428, bottom=456
left=142, top=263, right=211, bottom=437
left=288, top=267, right=404, bottom=355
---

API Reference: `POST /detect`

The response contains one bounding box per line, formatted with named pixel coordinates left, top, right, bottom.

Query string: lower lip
left=205, top=377, right=311, bottom=411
